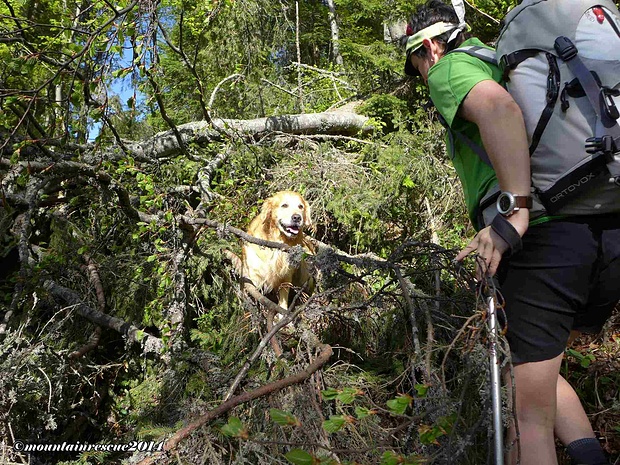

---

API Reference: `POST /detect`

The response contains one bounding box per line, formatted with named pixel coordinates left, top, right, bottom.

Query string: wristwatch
left=496, top=191, right=532, bottom=217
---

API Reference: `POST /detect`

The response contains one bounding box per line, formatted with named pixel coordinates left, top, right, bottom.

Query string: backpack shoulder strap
left=447, top=45, right=498, bottom=66
left=434, top=105, right=494, bottom=168
left=554, top=36, right=620, bottom=146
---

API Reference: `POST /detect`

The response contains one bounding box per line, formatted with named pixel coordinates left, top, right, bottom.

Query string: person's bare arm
left=455, top=79, right=531, bottom=277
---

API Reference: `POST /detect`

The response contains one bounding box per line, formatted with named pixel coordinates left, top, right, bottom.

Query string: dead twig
left=137, top=343, right=333, bottom=465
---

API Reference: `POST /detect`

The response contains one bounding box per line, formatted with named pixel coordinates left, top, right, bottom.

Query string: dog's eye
left=281, top=203, right=288, bottom=208
left=298, top=204, right=304, bottom=210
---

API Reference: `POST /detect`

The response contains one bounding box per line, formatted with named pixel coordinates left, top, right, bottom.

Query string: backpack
left=446, top=0, right=620, bottom=222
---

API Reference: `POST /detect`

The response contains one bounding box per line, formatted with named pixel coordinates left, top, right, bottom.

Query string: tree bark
left=44, top=280, right=164, bottom=354
left=90, top=111, right=371, bottom=162
left=326, top=0, right=344, bottom=66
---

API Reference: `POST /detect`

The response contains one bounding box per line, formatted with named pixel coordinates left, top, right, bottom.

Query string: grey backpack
left=449, top=0, right=620, bottom=220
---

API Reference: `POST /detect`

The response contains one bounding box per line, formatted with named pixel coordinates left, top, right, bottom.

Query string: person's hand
left=455, top=209, right=529, bottom=280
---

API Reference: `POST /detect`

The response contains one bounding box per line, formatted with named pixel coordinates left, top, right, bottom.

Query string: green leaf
left=566, top=348, right=583, bottom=360
left=322, top=415, right=347, bottom=433
left=220, top=417, right=248, bottom=439
left=386, top=394, right=413, bottom=415
left=414, top=384, right=429, bottom=397
left=285, top=448, right=315, bottom=465
left=418, top=424, right=443, bottom=445
left=321, top=388, right=339, bottom=400
left=269, top=408, right=300, bottom=427
left=380, top=451, right=400, bottom=465
left=336, top=387, right=361, bottom=404
left=354, top=407, right=374, bottom=419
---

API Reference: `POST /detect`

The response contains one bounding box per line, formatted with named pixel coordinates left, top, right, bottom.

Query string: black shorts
left=496, top=215, right=620, bottom=364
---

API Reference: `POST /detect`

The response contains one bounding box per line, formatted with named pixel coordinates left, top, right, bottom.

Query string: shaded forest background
left=0, top=0, right=618, bottom=464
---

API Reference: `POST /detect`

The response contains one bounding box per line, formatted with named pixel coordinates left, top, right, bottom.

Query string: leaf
left=322, top=415, right=347, bottom=433
left=336, top=387, right=362, bottom=404
left=380, top=451, right=400, bottom=465
left=269, top=408, right=300, bottom=427
left=285, top=448, right=315, bottom=465
left=414, top=384, right=429, bottom=397
left=354, top=407, right=375, bottom=419
left=321, top=388, right=339, bottom=400
left=566, top=348, right=583, bottom=360
left=386, top=394, right=413, bottom=415
left=418, top=424, right=441, bottom=446
left=220, top=417, right=248, bottom=439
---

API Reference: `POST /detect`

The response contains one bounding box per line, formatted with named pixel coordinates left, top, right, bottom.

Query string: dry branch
left=69, top=256, right=106, bottom=360
left=44, top=280, right=164, bottom=354
left=224, top=281, right=314, bottom=401
left=91, top=111, right=372, bottom=162
left=137, top=343, right=333, bottom=465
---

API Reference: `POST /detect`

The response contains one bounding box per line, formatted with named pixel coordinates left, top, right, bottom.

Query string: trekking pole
left=485, top=281, right=504, bottom=465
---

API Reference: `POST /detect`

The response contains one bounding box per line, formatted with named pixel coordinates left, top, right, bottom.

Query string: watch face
left=498, top=193, right=513, bottom=213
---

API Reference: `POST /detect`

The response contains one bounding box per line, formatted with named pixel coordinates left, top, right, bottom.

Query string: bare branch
left=137, top=343, right=333, bottom=465
left=208, top=74, right=245, bottom=110
left=69, top=256, right=106, bottom=360
left=44, top=280, right=164, bottom=354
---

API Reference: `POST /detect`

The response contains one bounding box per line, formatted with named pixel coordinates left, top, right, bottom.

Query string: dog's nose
left=291, top=213, right=302, bottom=223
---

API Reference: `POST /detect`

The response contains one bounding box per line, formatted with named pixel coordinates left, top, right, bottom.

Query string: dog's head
left=260, top=191, right=312, bottom=241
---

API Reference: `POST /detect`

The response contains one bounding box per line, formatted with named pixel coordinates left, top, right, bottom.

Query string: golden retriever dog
left=242, top=191, right=315, bottom=311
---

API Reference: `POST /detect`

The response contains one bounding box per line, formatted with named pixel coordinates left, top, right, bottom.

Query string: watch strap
left=514, top=195, right=533, bottom=209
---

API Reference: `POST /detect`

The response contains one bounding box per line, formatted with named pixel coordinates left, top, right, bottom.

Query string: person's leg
left=555, top=332, right=595, bottom=444
left=505, top=353, right=563, bottom=465
left=498, top=220, right=619, bottom=464
left=555, top=333, right=609, bottom=465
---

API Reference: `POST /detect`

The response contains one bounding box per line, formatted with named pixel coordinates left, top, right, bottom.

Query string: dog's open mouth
left=279, top=221, right=301, bottom=237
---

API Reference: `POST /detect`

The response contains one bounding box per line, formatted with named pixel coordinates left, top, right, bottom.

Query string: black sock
left=566, top=437, right=609, bottom=465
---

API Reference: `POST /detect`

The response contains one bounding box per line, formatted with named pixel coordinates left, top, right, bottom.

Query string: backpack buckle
left=554, top=36, right=578, bottom=61
left=586, top=135, right=618, bottom=161
left=601, top=88, right=620, bottom=120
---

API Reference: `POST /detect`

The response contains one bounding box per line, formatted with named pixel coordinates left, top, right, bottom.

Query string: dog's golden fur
left=242, top=191, right=315, bottom=310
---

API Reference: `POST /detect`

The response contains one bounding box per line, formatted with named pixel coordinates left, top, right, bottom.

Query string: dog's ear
left=259, top=197, right=274, bottom=226
left=302, top=197, right=314, bottom=231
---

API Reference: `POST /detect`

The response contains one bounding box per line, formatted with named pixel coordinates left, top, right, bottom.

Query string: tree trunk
left=326, top=0, right=344, bottom=66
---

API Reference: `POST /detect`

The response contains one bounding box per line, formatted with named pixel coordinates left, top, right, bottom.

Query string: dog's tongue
left=286, top=226, right=300, bottom=235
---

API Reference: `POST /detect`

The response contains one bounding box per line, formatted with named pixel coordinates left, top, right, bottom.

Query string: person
left=404, top=1, right=620, bottom=464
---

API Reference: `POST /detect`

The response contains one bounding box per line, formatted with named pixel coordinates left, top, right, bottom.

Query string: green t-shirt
left=427, top=38, right=501, bottom=230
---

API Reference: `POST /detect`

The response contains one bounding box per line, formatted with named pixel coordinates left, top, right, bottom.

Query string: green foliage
left=322, top=414, right=351, bottom=433
left=386, top=393, right=413, bottom=415
left=270, top=408, right=302, bottom=427
left=285, top=448, right=315, bottom=465
left=220, top=416, right=249, bottom=439
left=566, top=348, right=596, bottom=369
left=359, top=94, right=411, bottom=133
left=321, top=387, right=363, bottom=404
left=381, top=450, right=423, bottom=465
left=418, top=413, right=456, bottom=446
